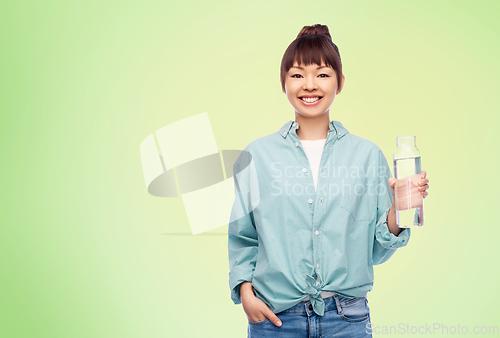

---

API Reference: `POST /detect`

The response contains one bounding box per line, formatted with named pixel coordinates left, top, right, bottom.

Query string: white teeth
left=301, top=97, right=320, bottom=102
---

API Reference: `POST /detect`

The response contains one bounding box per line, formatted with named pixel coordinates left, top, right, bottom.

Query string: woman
left=228, top=24, right=429, bottom=338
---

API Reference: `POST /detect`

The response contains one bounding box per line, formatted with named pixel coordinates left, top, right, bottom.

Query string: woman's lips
left=299, top=96, right=323, bottom=106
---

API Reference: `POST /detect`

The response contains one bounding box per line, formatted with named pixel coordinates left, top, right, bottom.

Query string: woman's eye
left=291, top=74, right=328, bottom=78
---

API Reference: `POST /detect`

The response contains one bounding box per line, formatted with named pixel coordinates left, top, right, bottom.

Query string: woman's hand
left=240, top=282, right=282, bottom=327
left=414, top=170, right=429, bottom=199
left=388, top=170, right=429, bottom=210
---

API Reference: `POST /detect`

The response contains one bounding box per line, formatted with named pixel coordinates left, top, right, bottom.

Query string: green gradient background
left=1, top=0, right=499, bottom=337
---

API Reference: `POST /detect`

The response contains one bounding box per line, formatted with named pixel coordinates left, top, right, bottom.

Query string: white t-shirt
left=300, top=138, right=327, bottom=192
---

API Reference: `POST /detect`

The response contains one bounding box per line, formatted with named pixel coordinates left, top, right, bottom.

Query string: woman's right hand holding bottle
left=240, top=281, right=282, bottom=327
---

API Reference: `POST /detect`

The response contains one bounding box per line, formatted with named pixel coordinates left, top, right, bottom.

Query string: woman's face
left=284, top=62, right=344, bottom=118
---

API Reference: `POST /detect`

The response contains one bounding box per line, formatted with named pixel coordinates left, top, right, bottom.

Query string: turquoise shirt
left=228, top=120, right=411, bottom=316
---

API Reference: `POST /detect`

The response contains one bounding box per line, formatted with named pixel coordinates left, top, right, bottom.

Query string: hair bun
left=297, top=24, right=332, bottom=40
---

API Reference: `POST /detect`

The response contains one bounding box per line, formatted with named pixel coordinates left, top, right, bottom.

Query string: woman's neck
left=294, top=112, right=330, bottom=140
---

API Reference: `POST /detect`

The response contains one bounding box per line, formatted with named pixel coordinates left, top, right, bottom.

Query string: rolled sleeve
left=228, top=156, right=259, bottom=305
left=375, top=206, right=411, bottom=250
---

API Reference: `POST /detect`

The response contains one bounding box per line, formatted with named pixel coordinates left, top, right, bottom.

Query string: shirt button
left=283, top=131, right=287, bottom=135
left=309, top=304, right=313, bottom=310
left=295, top=142, right=299, bottom=147
left=322, top=170, right=326, bottom=175
left=317, top=263, right=319, bottom=268
left=308, top=198, right=313, bottom=204
left=302, top=168, right=307, bottom=172
left=338, top=132, right=341, bottom=136
left=293, top=122, right=297, bottom=127
left=320, top=198, right=323, bottom=203
left=315, top=230, right=319, bottom=235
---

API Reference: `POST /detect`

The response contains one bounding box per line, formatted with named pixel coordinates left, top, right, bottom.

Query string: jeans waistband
left=301, top=291, right=336, bottom=302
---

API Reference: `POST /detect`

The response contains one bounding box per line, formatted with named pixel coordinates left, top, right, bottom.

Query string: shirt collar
left=278, top=120, right=349, bottom=139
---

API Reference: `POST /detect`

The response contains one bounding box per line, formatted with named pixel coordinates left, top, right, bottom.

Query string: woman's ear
left=336, top=75, right=345, bottom=95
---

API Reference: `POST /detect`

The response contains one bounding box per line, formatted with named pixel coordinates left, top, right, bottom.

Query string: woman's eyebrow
left=291, top=65, right=330, bottom=70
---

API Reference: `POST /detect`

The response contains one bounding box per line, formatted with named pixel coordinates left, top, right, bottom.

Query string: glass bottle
left=393, top=136, right=424, bottom=228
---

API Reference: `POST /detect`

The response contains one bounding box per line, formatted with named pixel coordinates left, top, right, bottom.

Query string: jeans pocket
left=248, top=317, right=270, bottom=325
left=340, top=177, right=375, bottom=221
left=338, top=297, right=370, bottom=323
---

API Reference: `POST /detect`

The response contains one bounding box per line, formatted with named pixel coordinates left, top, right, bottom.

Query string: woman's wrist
left=240, top=281, right=254, bottom=300
left=386, top=203, right=402, bottom=236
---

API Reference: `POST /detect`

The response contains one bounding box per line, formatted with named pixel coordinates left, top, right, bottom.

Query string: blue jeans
left=247, top=294, right=372, bottom=338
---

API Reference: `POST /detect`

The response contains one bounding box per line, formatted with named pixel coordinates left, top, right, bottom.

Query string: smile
left=299, top=96, right=323, bottom=106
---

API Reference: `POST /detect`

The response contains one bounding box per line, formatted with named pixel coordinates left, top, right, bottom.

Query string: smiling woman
left=228, top=23, right=428, bottom=338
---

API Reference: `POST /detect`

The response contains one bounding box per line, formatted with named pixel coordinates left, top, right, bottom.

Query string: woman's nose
left=303, top=77, right=317, bottom=91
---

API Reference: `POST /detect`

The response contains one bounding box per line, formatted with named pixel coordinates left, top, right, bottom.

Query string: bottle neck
left=395, top=136, right=420, bottom=159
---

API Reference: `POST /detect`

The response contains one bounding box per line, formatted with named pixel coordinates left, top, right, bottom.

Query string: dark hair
left=280, top=24, right=343, bottom=93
